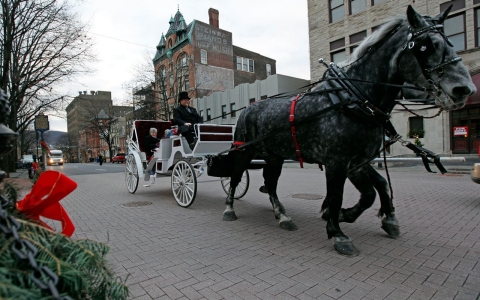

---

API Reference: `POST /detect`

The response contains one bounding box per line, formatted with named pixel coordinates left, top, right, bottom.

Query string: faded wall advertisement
left=196, top=64, right=234, bottom=91
left=194, top=23, right=232, bottom=55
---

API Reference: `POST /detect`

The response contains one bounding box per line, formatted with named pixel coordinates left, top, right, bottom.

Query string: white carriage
left=125, top=120, right=250, bottom=207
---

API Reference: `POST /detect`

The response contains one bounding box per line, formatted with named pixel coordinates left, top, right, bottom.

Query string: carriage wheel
left=125, top=154, right=139, bottom=194
left=171, top=160, right=197, bottom=208
left=221, top=170, right=250, bottom=199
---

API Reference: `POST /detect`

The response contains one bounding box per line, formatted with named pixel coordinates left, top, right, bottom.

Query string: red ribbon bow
left=40, top=141, right=52, bottom=155
left=16, top=170, right=77, bottom=237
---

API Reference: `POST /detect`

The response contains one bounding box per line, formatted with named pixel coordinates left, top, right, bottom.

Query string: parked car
left=112, top=153, right=126, bottom=163
left=472, top=163, right=480, bottom=184
left=20, top=154, right=34, bottom=168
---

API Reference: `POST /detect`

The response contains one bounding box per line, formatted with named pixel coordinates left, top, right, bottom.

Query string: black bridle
left=403, top=23, right=462, bottom=107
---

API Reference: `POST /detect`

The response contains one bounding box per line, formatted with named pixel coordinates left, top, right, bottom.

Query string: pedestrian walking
left=99, top=154, right=103, bottom=166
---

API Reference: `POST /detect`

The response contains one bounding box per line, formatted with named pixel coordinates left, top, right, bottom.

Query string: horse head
left=402, top=5, right=476, bottom=111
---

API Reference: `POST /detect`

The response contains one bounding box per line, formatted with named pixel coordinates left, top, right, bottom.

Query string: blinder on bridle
left=403, top=23, right=462, bottom=107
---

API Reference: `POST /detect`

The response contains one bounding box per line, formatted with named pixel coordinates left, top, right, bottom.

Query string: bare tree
left=156, top=52, right=197, bottom=121
left=57, top=132, right=78, bottom=162
left=18, top=129, right=37, bottom=155
left=0, top=0, right=95, bottom=171
left=83, top=106, right=120, bottom=159
left=123, top=51, right=201, bottom=122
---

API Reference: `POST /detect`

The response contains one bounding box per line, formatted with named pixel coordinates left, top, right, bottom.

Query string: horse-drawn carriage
left=123, top=5, right=476, bottom=257
left=124, top=120, right=250, bottom=207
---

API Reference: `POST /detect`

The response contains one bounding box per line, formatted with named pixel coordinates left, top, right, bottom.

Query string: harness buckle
left=289, top=115, right=295, bottom=122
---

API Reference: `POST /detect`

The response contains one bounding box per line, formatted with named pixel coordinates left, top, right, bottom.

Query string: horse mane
left=337, top=16, right=407, bottom=68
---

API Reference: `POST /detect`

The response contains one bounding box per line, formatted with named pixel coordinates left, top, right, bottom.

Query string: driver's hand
left=185, top=123, right=191, bottom=126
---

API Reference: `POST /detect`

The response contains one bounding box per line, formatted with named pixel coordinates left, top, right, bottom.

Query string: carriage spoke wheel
left=125, top=154, right=139, bottom=194
left=221, top=170, right=250, bottom=199
left=171, top=160, right=197, bottom=208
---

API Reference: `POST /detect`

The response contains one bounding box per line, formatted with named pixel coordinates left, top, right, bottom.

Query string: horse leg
left=325, top=166, right=359, bottom=257
left=367, top=165, right=400, bottom=238
left=320, top=166, right=375, bottom=223
left=263, top=157, right=298, bottom=231
left=223, top=150, right=254, bottom=221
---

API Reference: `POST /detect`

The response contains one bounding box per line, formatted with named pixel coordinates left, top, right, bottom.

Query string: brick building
left=66, top=90, right=131, bottom=161
left=152, top=8, right=276, bottom=119
left=307, top=0, right=480, bottom=154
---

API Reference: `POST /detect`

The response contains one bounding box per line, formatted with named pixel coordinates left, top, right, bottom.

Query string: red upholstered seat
left=133, top=120, right=172, bottom=154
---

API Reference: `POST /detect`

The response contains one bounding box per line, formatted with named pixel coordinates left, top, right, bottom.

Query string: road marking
left=95, top=169, right=107, bottom=171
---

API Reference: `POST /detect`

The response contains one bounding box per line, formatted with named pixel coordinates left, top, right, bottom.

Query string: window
left=440, top=0, right=465, bottom=12
left=350, top=0, right=366, bottom=15
left=330, top=38, right=346, bottom=63
left=408, top=117, right=424, bottom=138
left=331, top=50, right=346, bottom=63
left=236, top=57, right=255, bottom=72
left=207, top=108, right=211, bottom=121
left=371, top=0, right=386, bottom=5
left=184, top=79, right=190, bottom=90
left=249, top=98, right=256, bottom=105
left=444, top=14, right=465, bottom=51
left=261, top=95, right=267, bottom=100
left=330, top=0, right=344, bottom=23
left=476, top=9, right=480, bottom=47
left=349, top=31, right=366, bottom=53
left=266, top=64, right=271, bottom=76
left=221, top=105, right=227, bottom=119
left=230, top=103, right=236, bottom=118
left=178, top=53, right=187, bottom=67
left=201, top=49, right=207, bottom=64
left=200, top=110, right=203, bottom=117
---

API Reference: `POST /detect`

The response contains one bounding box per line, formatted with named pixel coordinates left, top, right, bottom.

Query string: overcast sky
left=50, top=0, right=310, bottom=131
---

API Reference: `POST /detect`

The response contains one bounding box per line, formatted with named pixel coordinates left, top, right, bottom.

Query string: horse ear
left=406, top=5, right=425, bottom=29
left=432, top=5, right=452, bottom=24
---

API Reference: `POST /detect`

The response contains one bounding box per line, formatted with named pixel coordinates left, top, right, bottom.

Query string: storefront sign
left=453, top=126, right=468, bottom=137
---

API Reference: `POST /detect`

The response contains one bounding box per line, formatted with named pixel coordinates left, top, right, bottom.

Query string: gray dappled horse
left=224, top=6, right=476, bottom=257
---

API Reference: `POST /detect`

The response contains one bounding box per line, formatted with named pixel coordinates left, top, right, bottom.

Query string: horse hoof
left=333, top=237, right=359, bottom=257
left=381, top=220, right=400, bottom=238
left=259, top=185, right=268, bottom=193
left=223, top=211, right=237, bottom=221
left=279, top=220, right=298, bottom=231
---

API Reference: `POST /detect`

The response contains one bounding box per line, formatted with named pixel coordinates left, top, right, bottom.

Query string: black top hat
left=178, top=91, right=190, bottom=101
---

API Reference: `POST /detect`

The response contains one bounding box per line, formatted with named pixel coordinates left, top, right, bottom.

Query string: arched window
left=177, top=52, right=187, bottom=68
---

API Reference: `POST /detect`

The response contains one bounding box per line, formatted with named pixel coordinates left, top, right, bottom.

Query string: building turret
left=156, top=33, right=166, bottom=51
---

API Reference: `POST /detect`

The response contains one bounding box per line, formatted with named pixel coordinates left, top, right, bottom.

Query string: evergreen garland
left=0, top=182, right=129, bottom=300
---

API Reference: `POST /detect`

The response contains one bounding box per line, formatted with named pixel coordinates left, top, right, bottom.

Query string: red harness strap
left=233, top=141, right=245, bottom=150
left=290, top=94, right=304, bottom=168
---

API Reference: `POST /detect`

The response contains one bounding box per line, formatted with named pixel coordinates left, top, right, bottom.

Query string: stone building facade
left=152, top=8, right=276, bottom=119
left=307, top=0, right=480, bottom=154
left=193, top=74, right=310, bottom=125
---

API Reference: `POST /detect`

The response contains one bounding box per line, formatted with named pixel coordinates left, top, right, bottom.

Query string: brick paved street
left=59, top=167, right=480, bottom=299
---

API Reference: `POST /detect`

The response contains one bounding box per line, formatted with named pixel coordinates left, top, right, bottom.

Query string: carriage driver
left=173, top=91, right=203, bottom=149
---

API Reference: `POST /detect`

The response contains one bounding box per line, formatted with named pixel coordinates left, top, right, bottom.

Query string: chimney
left=208, top=8, right=219, bottom=28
